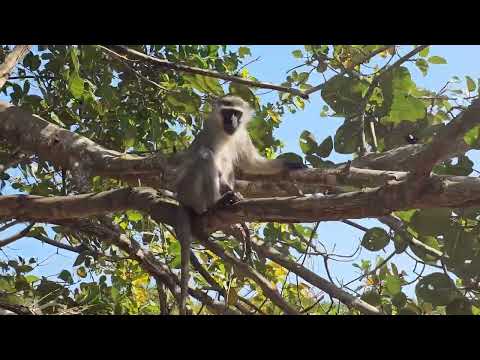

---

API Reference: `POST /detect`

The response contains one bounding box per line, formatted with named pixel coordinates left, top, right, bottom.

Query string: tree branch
left=197, top=235, right=301, bottom=315
left=0, top=45, right=32, bottom=90
left=250, top=237, right=382, bottom=315
left=103, top=45, right=309, bottom=99
left=0, top=222, right=34, bottom=248
left=2, top=173, right=480, bottom=229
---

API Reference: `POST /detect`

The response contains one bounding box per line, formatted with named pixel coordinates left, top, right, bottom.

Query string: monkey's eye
left=220, top=100, right=234, bottom=107
left=233, top=110, right=242, bottom=121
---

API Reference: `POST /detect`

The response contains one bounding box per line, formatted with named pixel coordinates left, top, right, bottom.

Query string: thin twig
left=103, top=45, right=309, bottom=99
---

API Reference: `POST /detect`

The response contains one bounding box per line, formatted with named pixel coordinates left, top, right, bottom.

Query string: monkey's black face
left=221, top=108, right=243, bottom=135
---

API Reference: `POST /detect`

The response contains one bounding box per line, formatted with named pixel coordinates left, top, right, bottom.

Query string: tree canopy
left=1, top=45, right=480, bottom=315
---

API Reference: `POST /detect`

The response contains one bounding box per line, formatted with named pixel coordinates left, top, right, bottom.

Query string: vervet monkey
left=175, top=95, right=306, bottom=314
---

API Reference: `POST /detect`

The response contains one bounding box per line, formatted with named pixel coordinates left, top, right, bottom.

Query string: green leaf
left=23, top=53, right=41, bottom=71
left=398, top=308, right=418, bottom=315
left=410, top=236, right=441, bottom=263
left=58, top=270, right=74, bottom=285
left=361, top=227, right=390, bottom=251
left=361, top=290, right=381, bottom=307
left=277, top=152, right=304, bottom=165
left=126, top=210, right=143, bottom=222
left=465, top=125, right=480, bottom=148
left=229, top=83, right=256, bottom=106
left=76, top=266, right=87, bottom=278
left=446, top=298, right=472, bottom=315
left=410, top=208, right=451, bottom=236
left=0, top=278, right=13, bottom=292
left=168, top=241, right=181, bottom=269
left=238, top=47, right=251, bottom=58
left=415, top=272, right=456, bottom=306
left=395, top=209, right=417, bottom=223
left=415, top=59, right=429, bottom=76
left=428, top=56, right=447, bottom=64
left=392, top=292, right=407, bottom=308
left=203, top=76, right=224, bottom=96
left=68, top=72, right=85, bottom=99
left=388, top=95, right=426, bottom=123
left=73, top=253, right=86, bottom=266
left=433, top=155, right=473, bottom=176
left=419, top=47, right=430, bottom=57
left=24, top=275, right=40, bottom=284
left=299, top=130, right=318, bottom=155
left=334, top=120, right=362, bottom=154
left=70, top=47, right=80, bottom=72
left=466, top=76, right=477, bottom=92
left=316, top=136, right=333, bottom=158
left=292, top=50, right=303, bottom=58
left=321, top=75, right=368, bottom=115
left=293, top=96, right=305, bottom=110
left=384, top=274, right=402, bottom=296
left=393, top=233, right=409, bottom=254
left=166, top=92, right=201, bottom=113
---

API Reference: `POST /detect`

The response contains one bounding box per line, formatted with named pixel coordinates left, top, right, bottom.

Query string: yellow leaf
left=132, top=273, right=149, bottom=287
left=270, top=261, right=287, bottom=278
left=132, top=286, right=148, bottom=304
left=267, top=110, right=281, bottom=124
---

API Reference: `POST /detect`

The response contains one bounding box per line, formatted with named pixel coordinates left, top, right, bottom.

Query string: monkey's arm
left=239, top=137, right=306, bottom=175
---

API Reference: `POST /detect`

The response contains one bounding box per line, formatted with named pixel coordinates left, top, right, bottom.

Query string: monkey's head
left=211, top=95, right=253, bottom=136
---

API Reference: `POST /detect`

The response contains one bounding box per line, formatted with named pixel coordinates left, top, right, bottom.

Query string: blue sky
left=2, top=45, right=480, bottom=299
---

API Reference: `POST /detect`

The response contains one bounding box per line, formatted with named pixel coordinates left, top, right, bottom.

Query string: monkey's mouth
left=224, top=124, right=236, bottom=135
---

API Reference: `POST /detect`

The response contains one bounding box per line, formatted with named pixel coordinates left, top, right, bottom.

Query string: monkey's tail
left=175, top=206, right=194, bottom=315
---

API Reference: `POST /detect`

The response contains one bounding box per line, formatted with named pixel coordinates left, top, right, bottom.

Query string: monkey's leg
left=198, top=147, right=223, bottom=208
left=239, top=223, right=252, bottom=264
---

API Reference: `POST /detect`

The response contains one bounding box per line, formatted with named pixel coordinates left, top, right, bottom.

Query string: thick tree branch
left=0, top=101, right=174, bottom=188
left=1, top=101, right=473, bottom=200
left=0, top=45, right=32, bottom=90
left=351, top=142, right=470, bottom=172
left=0, top=301, right=33, bottom=315
left=411, top=98, right=480, bottom=178
left=2, top=173, right=480, bottom=228
left=104, top=45, right=309, bottom=99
